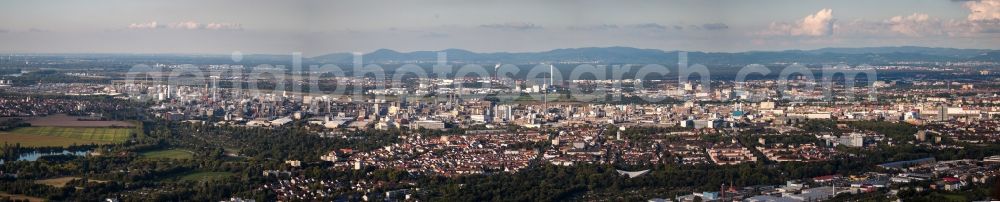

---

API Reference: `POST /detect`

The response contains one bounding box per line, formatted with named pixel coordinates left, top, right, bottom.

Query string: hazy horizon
left=1, top=0, right=998, bottom=55
left=2, top=45, right=998, bottom=57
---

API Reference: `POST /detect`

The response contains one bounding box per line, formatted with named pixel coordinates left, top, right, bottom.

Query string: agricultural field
left=0, top=126, right=132, bottom=147
left=25, top=114, right=134, bottom=127
left=0, top=192, right=44, bottom=202
left=34, top=177, right=107, bottom=188
left=141, top=149, right=194, bottom=160
left=34, top=177, right=79, bottom=188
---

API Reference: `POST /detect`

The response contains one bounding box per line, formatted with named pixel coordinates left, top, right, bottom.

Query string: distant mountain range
left=310, top=46, right=1000, bottom=65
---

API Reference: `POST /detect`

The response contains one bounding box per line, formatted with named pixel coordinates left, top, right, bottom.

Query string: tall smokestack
left=549, top=64, right=554, bottom=86
left=494, top=63, right=501, bottom=81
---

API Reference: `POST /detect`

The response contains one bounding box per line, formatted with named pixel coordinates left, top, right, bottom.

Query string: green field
left=0, top=126, right=132, bottom=147
left=180, top=171, right=234, bottom=182
left=141, top=149, right=194, bottom=160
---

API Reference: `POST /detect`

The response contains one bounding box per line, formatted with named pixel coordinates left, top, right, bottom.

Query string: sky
left=0, top=0, right=997, bottom=55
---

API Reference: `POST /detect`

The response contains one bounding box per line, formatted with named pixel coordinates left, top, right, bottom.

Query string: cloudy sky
left=0, top=0, right=997, bottom=55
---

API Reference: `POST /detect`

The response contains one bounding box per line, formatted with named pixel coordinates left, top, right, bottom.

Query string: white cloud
left=169, top=21, right=201, bottom=30
left=946, top=19, right=1000, bottom=35
left=885, top=13, right=943, bottom=36
left=799, top=9, right=835, bottom=36
left=204, top=23, right=243, bottom=30
left=833, top=7, right=1000, bottom=38
left=128, top=21, right=164, bottom=29
left=128, top=21, right=242, bottom=30
left=764, top=9, right=835, bottom=36
left=965, top=0, right=1000, bottom=21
